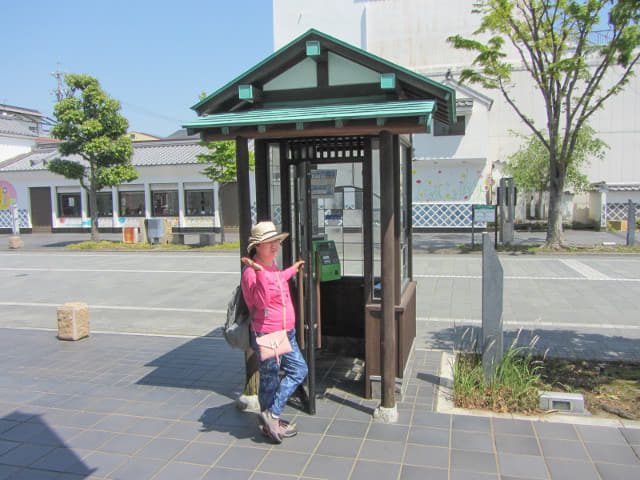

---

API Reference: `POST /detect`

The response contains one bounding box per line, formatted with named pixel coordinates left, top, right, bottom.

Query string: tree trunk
left=89, top=189, right=100, bottom=242
left=243, top=350, right=260, bottom=397
left=545, top=157, right=566, bottom=248
left=218, top=184, right=225, bottom=244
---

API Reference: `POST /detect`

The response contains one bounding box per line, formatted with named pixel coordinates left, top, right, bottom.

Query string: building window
left=434, top=115, right=466, bottom=136
left=185, top=190, right=214, bottom=216
left=119, top=191, right=145, bottom=217
left=57, top=193, right=81, bottom=217
left=152, top=190, right=178, bottom=216
left=88, top=192, right=113, bottom=217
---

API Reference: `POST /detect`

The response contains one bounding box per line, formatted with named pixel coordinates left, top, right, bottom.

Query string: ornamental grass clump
left=453, top=336, right=543, bottom=414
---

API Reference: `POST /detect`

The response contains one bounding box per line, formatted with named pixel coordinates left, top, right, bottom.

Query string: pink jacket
left=241, top=262, right=297, bottom=333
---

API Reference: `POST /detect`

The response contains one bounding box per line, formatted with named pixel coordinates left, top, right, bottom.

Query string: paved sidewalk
left=0, top=328, right=639, bottom=480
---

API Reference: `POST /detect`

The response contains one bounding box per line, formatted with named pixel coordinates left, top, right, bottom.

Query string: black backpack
left=223, top=283, right=253, bottom=350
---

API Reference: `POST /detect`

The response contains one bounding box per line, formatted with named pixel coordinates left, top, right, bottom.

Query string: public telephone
left=312, top=240, right=341, bottom=282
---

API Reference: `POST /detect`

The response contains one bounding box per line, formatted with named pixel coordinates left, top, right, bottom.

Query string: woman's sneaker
left=260, top=410, right=284, bottom=444
left=278, top=418, right=297, bottom=438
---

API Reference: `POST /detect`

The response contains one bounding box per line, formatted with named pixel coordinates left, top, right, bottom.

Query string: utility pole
left=50, top=62, right=69, bottom=103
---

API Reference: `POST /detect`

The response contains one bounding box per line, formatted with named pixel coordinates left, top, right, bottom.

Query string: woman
left=241, top=221, right=307, bottom=444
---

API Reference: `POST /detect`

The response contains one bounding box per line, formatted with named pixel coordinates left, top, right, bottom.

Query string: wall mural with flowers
left=412, top=163, right=490, bottom=203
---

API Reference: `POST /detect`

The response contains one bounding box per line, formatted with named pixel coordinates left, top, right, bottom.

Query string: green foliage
left=448, top=0, right=640, bottom=246
left=49, top=73, right=138, bottom=240
left=453, top=347, right=542, bottom=413
left=505, top=125, right=608, bottom=193
left=197, top=140, right=255, bottom=183
left=50, top=73, right=137, bottom=190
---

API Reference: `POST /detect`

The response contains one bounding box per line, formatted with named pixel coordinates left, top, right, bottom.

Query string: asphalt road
left=1, top=248, right=639, bottom=360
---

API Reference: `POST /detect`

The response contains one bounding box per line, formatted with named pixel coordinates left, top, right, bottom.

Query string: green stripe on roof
left=183, top=100, right=436, bottom=130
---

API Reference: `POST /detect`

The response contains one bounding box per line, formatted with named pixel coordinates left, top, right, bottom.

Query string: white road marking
left=559, top=259, right=611, bottom=280
left=414, top=274, right=640, bottom=282
left=0, top=301, right=226, bottom=314
left=417, top=317, right=640, bottom=330
left=0, top=267, right=236, bottom=275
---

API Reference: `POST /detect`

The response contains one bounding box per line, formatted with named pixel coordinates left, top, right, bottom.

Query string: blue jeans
left=251, top=328, right=308, bottom=416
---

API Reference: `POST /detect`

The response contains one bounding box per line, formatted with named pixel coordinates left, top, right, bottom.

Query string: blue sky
left=2, top=0, right=274, bottom=138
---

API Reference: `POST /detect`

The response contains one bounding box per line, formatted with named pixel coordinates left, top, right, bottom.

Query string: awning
left=184, top=100, right=436, bottom=140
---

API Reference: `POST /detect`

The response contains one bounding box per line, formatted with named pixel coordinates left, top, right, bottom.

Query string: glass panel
left=88, top=192, right=113, bottom=217
left=57, top=193, right=81, bottom=217
left=119, top=191, right=145, bottom=217
left=371, top=139, right=381, bottom=299
left=152, top=191, right=178, bottom=216
left=185, top=190, right=214, bottom=216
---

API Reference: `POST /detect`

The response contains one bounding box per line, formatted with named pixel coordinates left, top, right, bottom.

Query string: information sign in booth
left=184, top=29, right=457, bottom=418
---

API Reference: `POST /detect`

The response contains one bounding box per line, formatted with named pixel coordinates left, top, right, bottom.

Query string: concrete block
left=57, top=302, right=90, bottom=341
left=8, top=236, right=24, bottom=249
left=539, top=391, right=585, bottom=414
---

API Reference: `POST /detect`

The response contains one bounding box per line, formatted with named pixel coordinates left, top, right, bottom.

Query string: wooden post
left=379, top=131, right=397, bottom=413
left=254, top=140, right=270, bottom=221
left=236, top=136, right=260, bottom=398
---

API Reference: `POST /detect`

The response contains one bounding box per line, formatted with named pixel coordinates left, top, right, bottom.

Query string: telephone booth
left=185, top=29, right=456, bottom=415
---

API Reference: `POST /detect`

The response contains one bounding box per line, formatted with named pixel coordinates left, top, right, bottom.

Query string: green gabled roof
left=190, top=28, right=456, bottom=125
left=184, top=100, right=435, bottom=133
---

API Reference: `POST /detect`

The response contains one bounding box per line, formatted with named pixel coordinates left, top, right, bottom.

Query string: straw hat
left=247, top=221, right=289, bottom=253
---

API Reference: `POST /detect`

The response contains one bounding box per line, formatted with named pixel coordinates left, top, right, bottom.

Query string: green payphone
left=312, top=240, right=341, bottom=282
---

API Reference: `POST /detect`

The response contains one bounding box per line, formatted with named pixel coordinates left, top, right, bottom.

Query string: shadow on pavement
left=427, top=326, right=640, bottom=362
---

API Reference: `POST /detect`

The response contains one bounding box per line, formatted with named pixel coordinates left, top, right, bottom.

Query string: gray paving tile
left=326, top=419, right=369, bottom=438
left=366, top=422, right=408, bottom=442
left=450, top=450, right=497, bottom=474
left=492, top=418, right=534, bottom=436
left=316, top=435, right=363, bottom=458
left=452, top=415, right=491, bottom=432
left=578, top=425, right=629, bottom=444
left=400, top=465, right=449, bottom=480
left=201, top=466, right=253, bottom=479
left=410, top=411, right=450, bottom=429
left=98, top=433, right=151, bottom=455
left=29, top=447, right=91, bottom=473
left=0, top=443, right=53, bottom=467
left=0, top=422, right=47, bottom=442
left=335, top=404, right=374, bottom=422
left=498, top=452, right=549, bottom=479
left=109, top=457, right=167, bottom=480
left=136, top=437, right=190, bottom=460
left=0, top=440, right=18, bottom=456
left=534, top=422, right=579, bottom=440
left=403, top=444, right=449, bottom=469
left=596, top=462, right=640, bottom=480
left=67, top=451, right=127, bottom=477
left=546, top=458, right=600, bottom=480
left=495, top=433, right=541, bottom=455
left=151, top=461, right=210, bottom=480
left=123, top=417, right=173, bottom=436
left=4, top=467, right=60, bottom=479
left=539, top=437, right=591, bottom=461
left=0, top=465, right=20, bottom=480
left=215, top=445, right=269, bottom=470
left=303, top=453, right=354, bottom=480
left=258, top=450, right=310, bottom=476
left=359, top=439, right=405, bottom=463
left=449, top=471, right=497, bottom=480
left=351, top=459, right=401, bottom=480
left=586, top=442, right=640, bottom=465
left=408, top=426, right=449, bottom=447
left=452, top=430, right=494, bottom=452
left=620, top=428, right=640, bottom=445
left=283, top=415, right=330, bottom=435
left=65, top=430, right=115, bottom=450
left=175, top=441, right=227, bottom=465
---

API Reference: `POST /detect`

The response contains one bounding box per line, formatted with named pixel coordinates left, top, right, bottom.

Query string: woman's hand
left=293, top=260, right=305, bottom=272
left=241, top=257, right=264, bottom=271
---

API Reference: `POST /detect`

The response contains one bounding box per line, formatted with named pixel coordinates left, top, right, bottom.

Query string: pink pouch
left=254, top=330, right=292, bottom=365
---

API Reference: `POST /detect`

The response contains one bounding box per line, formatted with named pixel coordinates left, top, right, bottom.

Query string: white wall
left=0, top=137, right=35, bottom=162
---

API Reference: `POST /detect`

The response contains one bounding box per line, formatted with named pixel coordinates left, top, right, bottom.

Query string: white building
left=0, top=104, right=52, bottom=162
left=0, top=134, right=244, bottom=234
left=273, top=0, right=640, bottom=228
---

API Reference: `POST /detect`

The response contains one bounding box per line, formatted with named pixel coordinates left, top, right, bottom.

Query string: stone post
left=482, top=233, right=504, bottom=381
left=57, top=303, right=90, bottom=341
left=627, top=200, right=636, bottom=247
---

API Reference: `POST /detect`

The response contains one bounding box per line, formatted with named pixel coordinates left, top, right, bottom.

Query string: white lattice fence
left=606, top=202, right=640, bottom=221
left=0, top=210, right=29, bottom=230
left=413, top=203, right=473, bottom=228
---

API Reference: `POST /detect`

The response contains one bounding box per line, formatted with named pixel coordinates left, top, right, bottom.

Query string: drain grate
left=539, top=391, right=586, bottom=414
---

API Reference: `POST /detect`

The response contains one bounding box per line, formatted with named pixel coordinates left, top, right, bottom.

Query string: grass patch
left=65, top=240, right=240, bottom=251
left=453, top=347, right=542, bottom=414
left=453, top=352, right=640, bottom=419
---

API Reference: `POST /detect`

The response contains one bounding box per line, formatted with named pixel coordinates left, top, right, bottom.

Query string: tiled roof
left=0, top=118, right=38, bottom=137
left=0, top=139, right=209, bottom=172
